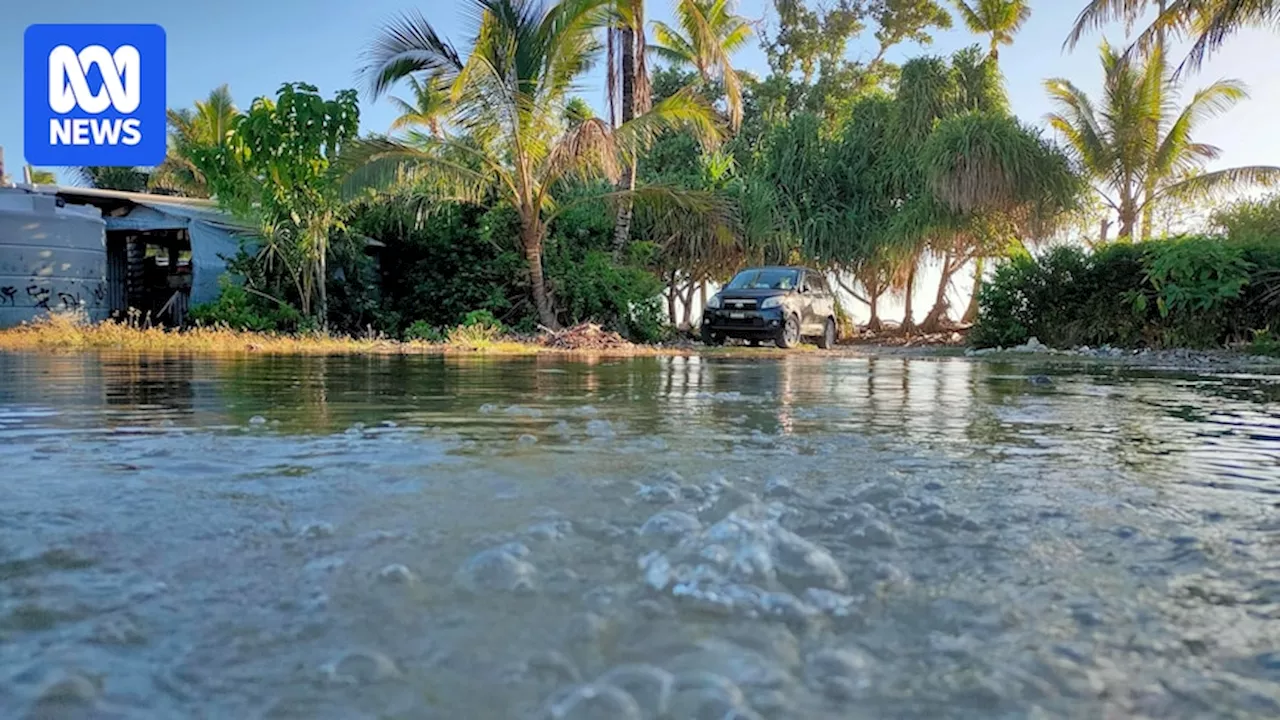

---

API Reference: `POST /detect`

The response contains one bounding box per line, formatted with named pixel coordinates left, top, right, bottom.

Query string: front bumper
left=701, top=307, right=784, bottom=337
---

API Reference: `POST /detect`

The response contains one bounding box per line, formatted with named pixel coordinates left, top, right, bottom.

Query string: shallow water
left=1, top=351, right=1278, bottom=719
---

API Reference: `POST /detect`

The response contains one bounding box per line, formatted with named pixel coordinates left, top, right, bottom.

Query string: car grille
left=723, top=298, right=758, bottom=310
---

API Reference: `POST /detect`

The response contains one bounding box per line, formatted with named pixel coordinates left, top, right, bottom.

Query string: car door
left=798, top=271, right=818, bottom=334
left=810, top=274, right=834, bottom=330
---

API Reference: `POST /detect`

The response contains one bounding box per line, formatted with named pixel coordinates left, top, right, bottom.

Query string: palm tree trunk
left=962, top=257, right=985, bottom=324
left=522, top=221, right=557, bottom=329
left=611, top=25, right=638, bottom=258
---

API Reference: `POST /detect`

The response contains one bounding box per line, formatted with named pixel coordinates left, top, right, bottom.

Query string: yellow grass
left=0, top=312, right=680, bottom=357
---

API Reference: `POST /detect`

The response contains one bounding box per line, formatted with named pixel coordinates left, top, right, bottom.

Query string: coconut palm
left=388, top=74, right=451, bottom=137
left=950, top=0, right=1031, bottom=60
left=650, top=0, right=754, bottom=131
left=348, top=0, right=723, bottom=329
left=150, top=85, right=241, bottom=197
left=1065, top=0, right=1278, bottom=73
left=25, top=166, right=57, bottom=184
left=1045, top=41, right=1280, bottom=241
left=71, top=166, right=152, bottom=192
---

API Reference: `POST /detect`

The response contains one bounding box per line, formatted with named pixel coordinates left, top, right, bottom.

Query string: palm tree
left=25, top=166, right=57, bottom=184
left=563, top=97, right=596, bottom=128
left=150, top=85, right=241, bottom=197
left=650, top=0, right=754, bottom=130
left=71, top=166, right=152, bottom=192
left=388, top=74, right=451, bottom=137
left=1045, top=41, right=1280, bottom=241
left=1065, top=0, right=1278, bottom=73
left=349, top=0, right=722, bottom=329
left=950, top=0, right=1031, bottom=60
left=608, top=0, right=652, bottom=257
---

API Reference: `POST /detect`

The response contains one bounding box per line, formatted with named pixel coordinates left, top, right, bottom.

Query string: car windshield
left=726, top=269, right=799, bottom=291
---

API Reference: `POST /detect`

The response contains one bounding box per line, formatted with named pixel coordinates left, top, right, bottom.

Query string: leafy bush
left=189, top=280, right=306, bottom=332
left=346, top=197, right=527, bottom=333
left=1250, top=328, right=1280, bottom=357
left=973, top=236, right=1279, bottom=349
left=446, top=310, right=504, bottom=348
left=542, top=189, right=670, bottom=341
left=459, top=309, right=505, bottom=332
left=404, top=320, right=444, bottom=343
left=1211, top=193, right=1280, bottom=246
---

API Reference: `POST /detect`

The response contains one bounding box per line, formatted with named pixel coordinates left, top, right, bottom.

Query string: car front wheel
left=817, top=317, right=836, bottom=349
left=776, top=314, right=801, bottom=349
left=701, top=326, right=724, bottom=346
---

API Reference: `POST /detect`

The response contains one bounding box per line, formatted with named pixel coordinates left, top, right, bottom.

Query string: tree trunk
left=681, top=280, right=697, bottom=329
left=867, top=290, right=882, bottom=332
left=920, top=256, right=957, bottom=334
left=666, top=271, right=678, bottom=326
left=317, top=235, right=328, bottom=332
left=901, top=265, right=916, bottom=334
left=962, top=256, right=985, bottom=324
left=522, top=222, right=557, bottom=329
left=611, top=26, right=638, bottom=258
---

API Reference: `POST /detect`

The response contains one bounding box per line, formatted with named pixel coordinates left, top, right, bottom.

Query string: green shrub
left=189, top=280, right=306, bottom=332
left=347, top=198, right=526, bottom=333
left=460, top=309, right=505, bottom=332
left=1250, top=328, right=1280, bottom=357
left=973, top=236, right=1280, bottom=350
left=1211, top=193, right=1280, bottom=246
left=446, top=311, right=504, bottom=347
left=404, top=320, right=444, bottom=342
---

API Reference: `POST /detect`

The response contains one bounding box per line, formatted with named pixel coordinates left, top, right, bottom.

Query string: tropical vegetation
left=36, top=0, right=1279, bottom=353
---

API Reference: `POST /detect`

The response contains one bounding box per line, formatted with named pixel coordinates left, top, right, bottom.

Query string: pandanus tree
left=348, top=0, right=722, bottom=329
left=1045, top=41, right=1280, bottom=241
left=651, top=0, right=754, bottom=132
left=947, top=1, right=1031, bottom=320
left=949, top=0, right=1031, bottom=60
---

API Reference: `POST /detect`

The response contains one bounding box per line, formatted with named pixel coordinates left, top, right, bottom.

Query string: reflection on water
left=0, top=351, right=1278, bottom=719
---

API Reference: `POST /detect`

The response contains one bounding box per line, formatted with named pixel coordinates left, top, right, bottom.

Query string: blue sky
left=2, top=0, right=1277, bottom=185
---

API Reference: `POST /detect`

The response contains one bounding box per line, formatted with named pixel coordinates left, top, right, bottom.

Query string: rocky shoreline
left=843, top=336, right=1280, bottom=373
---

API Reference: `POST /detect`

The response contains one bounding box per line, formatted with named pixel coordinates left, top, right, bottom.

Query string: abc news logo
left=48, top=44, right=143, bottom=147
left=24, top=24, right=166, bottom=167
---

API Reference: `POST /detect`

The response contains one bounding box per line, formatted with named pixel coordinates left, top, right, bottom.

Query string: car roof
left=735, top=266, right=821, bottom=275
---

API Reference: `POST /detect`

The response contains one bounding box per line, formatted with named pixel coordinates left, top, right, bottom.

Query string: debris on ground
left=850, top=324, right=970, bottom=347
left=538, top=323, right=634, bottom=351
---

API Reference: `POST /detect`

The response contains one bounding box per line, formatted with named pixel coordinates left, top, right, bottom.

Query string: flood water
left=1, top=351, right=1278, bottom=719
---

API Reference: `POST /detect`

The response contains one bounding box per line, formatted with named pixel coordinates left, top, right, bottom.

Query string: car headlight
left=759, top=296, right=784, bottom=310
left=705, top=294, right=723, bottom=309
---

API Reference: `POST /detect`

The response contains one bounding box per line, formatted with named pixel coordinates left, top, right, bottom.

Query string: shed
left=0, top=184, right=246, bottom=327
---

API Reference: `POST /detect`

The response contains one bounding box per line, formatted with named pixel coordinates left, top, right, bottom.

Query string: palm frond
left=1157, top=165, right=1280, bottom=203
left=337, top=136, right=495, bottom=204
left=359, top=9, right=465, bottom=98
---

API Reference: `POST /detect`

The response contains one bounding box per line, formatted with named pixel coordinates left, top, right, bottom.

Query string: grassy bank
left=0, top=314, right=670, bottom=357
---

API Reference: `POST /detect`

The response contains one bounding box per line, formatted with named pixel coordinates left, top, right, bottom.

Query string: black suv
left=700, top=266, right=838, bottom=349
